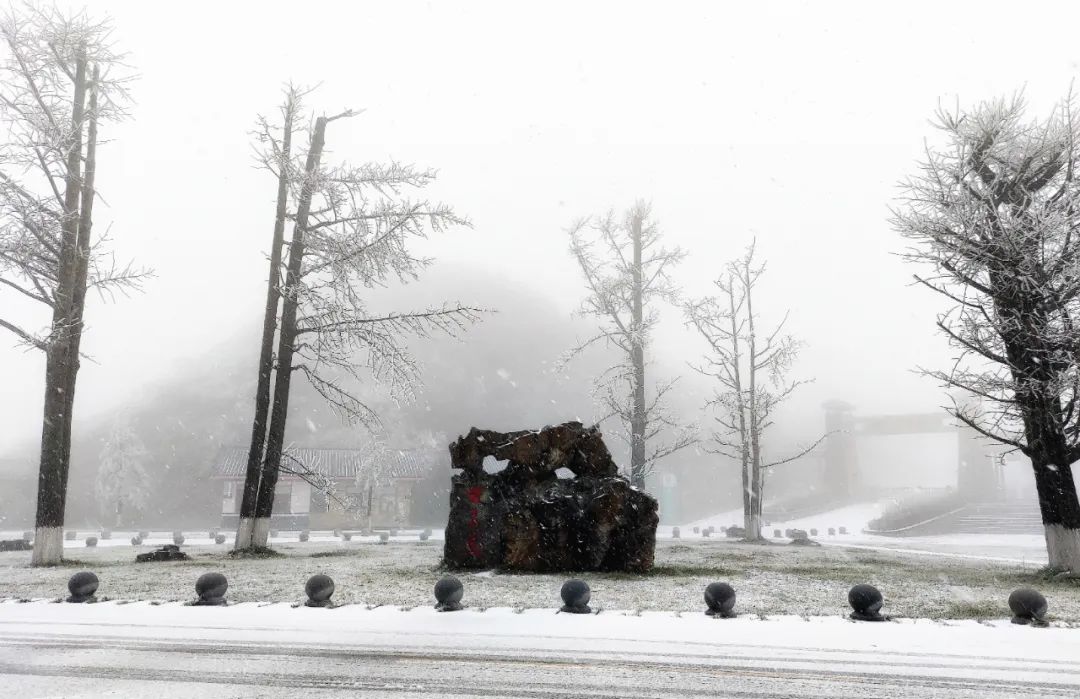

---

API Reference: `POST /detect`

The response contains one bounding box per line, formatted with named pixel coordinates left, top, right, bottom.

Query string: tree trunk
left=629, top=210, right=647, bottom=488
left=721, top=273, right=751, bottom=533
left=235, top=95, right=296, bottom=551
left=996, top=282, right=1080, bottom=572
left=1026, top=404, right=1080, bottom=571
left=250, top=116, right=329, bottom=548
left=59, top=64, right=98, bottom=509
left=31, top=52, right=87, bottom=566
left=745, top=267, right=763, bottom=541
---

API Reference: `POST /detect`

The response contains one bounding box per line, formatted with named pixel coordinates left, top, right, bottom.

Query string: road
left=1, top=601, right=1078, bottom=698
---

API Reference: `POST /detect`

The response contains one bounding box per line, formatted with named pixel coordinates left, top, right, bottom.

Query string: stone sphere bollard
left=693, top=527, right=700, bottom=534
left=138, top=531, right=149, bottom=539
left=65, top=530, right=76, bottom=541
left=299, top=530, right=310, bottom=542
left=560, top=579, right=592, bottom=614
left=100, top=530, right=111, bottom=540
left=704, top=582, right=737, bottom=618
left=671, top=526, right=680, bottom=539
left=130, top=535, right=143, bottom=546
left=810, top=528, right=818, bottom=537
left=85, top=536, right=98, bottom=548
left=848, top=584, right=886, bottom=621
left=1008, top=588, right=1048, bottom=626
left=66, top=571, right=99, bottom=603
left=214, top=534, right=226, bottom=545
left=434, top=575, right=464, bottom=612
left=193, top=572, right=228, bottom=606
left=333, top=529, right=342, bottom=538
left=419, top=531, right=430, bottom=541
left=773, top=529, right=782, bottom=538
left=173, top=532, right=185, bottom=546
left=305, top=574, right=335, bottom=608
left=839, top=526, right=848, bottom=535
left=379, top=532, right=389, bottom=543
left=702, top=528, right=711, bottom=538
left=343, top=532, right=353, bottom=541
left=423, top=528, right=433, bottom=538
left=828, top=527, right=836, bottom=536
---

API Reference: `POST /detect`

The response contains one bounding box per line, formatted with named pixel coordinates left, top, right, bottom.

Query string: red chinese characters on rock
left=465, top=485, right=485, bottom=560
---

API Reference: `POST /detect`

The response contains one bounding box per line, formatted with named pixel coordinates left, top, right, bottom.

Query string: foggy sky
left=5, top=0, right=1080, bottom=455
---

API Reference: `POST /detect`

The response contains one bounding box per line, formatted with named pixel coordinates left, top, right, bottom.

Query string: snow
left=767, top=502, right=885, bottom=534
left=676, top=501, right=1050, bottom=564
left=0, top=529, right=445, bottom=549
left=681, top=502, right=884, bottom=534
left=824, top=533, right=1050, bottom=566
left=681, top=507, right=744, bottom=531
left=1, top=599, right=1078, bottom=688
left=3, top=538, right=1078, bottom=621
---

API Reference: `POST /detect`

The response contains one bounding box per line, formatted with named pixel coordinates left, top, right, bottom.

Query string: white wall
left=856, top=433, right=958, bottom=490
left=290, top=481, right=310, bottom=515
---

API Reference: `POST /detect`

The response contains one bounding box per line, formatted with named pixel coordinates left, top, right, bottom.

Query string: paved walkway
left=1, top=601, right=1077, bottom=697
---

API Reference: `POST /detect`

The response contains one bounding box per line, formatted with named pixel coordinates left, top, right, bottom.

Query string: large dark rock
left=443, top=422, right=658, bottom=573
left=136, top=544, right=190, bottom=563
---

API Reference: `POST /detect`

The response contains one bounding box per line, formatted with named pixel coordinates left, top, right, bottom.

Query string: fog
left=4, top=0, right=1079, bottom=522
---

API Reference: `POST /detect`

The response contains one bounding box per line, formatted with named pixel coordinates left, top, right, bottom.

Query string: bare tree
left=0, top=5, right=143, bottom=565
left=565, top=201, right=694, bottom=488
left=235, top=83, right=305, bottom=550
left=894, top=93, right=1080, bottom=572
left=685, top=241, right=826, bottom=540
left=234, top=91, right=481, bottom=550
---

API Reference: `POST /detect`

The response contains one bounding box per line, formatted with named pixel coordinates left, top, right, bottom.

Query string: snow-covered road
left=1, top=601, right=1077, bottom=697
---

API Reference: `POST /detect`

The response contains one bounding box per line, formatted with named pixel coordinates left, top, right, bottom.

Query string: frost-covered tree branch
left=235, top=87, right=482, bottom=550
left=685, top=240, right=823, bottom=540
left=0, top=4, right=143, bottom=565
left=564, top=201, right=694, bottom=487
left=894, top=91, right=1080, bottom=571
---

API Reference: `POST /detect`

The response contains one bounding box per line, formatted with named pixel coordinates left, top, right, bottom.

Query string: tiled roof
left=211, top=446, right=433, bottom=481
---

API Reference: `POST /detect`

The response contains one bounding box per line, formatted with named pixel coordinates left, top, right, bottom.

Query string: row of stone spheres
left=442, top=421, right=659, bottom=573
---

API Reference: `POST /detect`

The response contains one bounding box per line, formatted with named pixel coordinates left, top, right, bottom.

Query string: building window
left=273, top=484, right=291, bottom=514
left=223, top=481, right=233, bottom=498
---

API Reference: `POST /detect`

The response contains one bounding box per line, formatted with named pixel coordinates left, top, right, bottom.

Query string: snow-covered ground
left=3, top=537, right=1077, bottom=621
left=678, top=501, right=1050, bottom=564
left=1, top=600, right=1077, bottom=697
left=682, top=502, right=884, bottom=537
left=0, top=529, right=444, bottom=548
left=824, top=533, right=1050, bottom=565
left=4, top=522, right=1050, bottom=568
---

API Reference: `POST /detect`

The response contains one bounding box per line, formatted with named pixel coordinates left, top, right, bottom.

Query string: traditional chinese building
left=212, top=446, right=432, bottom=529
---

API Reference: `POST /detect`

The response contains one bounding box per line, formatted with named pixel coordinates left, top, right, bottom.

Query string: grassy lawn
left=1, top=539, right=1077, bottom=623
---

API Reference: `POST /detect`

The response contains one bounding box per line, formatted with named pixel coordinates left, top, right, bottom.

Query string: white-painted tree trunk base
left=251, top=517, right=271, bottom=549
left=234, top=517, right=255, bottom=551
left=1044, top=523, right=1080, bottom=572
left=235, top=517, right=270, bottom=550
left=748, top=514, right=763, bottom=540
left=30, top=526, right=63, bottom=566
